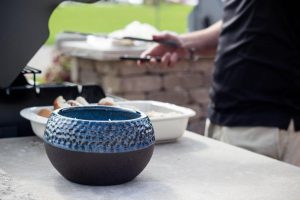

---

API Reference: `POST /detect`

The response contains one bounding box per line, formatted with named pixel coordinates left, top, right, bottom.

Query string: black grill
left=0, top=66, right=105, bottom=138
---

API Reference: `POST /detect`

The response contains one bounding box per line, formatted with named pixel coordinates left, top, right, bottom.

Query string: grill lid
left=0, top=0, right=97, bottom=89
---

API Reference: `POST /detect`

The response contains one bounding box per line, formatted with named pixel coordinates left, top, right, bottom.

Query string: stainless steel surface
left=1, top=132, right=300, bottom=200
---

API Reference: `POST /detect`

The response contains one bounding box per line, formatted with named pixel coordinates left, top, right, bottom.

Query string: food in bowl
left=37, top=108, right=52, bottom=118
left=75, top=96, right=89, bottom=105
left=44, top=106, right=155, bottom=185
left=53, top=96, right=70, bottom=110
left=37, top=96, right=116, bottom=118
left=98, top=97, right=117, bottom=106
left=38, top=96, right=182, bottom=121
left=37, top=96, right=90, bottom=118
left=21, top=96, right=195, bottom=143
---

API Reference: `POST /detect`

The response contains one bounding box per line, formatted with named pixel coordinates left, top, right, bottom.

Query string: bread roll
left=98, top=97, right=117, bottom=106
left=53, top=96, right=70, bottom=110
left=75, top=96, right=89, bottom=105
left=67, top=100, right=82, bottom=107
left=37, top=108, right=52, bottom=118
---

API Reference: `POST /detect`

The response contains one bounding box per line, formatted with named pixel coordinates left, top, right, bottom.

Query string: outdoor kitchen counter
left=1, top=131, right=300, bottom=200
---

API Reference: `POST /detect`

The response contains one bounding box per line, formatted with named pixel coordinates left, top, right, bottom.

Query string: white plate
left=20, top=101, right=195, bottom=143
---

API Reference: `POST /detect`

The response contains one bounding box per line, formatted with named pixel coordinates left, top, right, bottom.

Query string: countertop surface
left=1, top=131, right=300, bottom=200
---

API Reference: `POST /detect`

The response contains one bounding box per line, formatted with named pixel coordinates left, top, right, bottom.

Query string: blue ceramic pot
left=44, top=106, right=155, bottom=185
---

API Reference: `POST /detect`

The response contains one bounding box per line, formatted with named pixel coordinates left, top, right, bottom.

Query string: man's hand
left=138, top=21, right=222, bottom=67
left=139, top=33, right=188, bottom=67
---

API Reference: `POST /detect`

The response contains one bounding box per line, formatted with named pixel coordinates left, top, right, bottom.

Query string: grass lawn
left=47, top=3, right=192, bottom=44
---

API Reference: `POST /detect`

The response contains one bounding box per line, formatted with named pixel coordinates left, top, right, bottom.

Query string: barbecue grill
left=0, top=0, right=104, bottom=138
left=0, top=67, right=105, bottom=138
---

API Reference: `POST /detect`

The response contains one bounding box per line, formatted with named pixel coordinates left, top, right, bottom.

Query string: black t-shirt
left=209, top=0, right=300, bottom=130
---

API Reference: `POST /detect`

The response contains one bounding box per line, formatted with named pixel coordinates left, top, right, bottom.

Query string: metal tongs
left=120, top=55, right=162, bottom=63
left=64, top=31, right=179, bottom=47
left=122, top=36, right=179, bottom=48
left=119, top=36, right=180, bottom=63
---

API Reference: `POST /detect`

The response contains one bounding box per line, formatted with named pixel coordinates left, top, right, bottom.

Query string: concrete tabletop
left=1, top=131, right=300, bottom=200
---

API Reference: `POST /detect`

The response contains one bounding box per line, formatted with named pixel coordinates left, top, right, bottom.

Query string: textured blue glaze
left=44, top=106, right=155, bottom=153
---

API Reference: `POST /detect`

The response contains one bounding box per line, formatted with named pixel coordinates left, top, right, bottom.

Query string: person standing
left=140, top=0, right=300, bottom=166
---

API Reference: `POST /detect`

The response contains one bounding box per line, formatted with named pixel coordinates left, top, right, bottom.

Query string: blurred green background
left=47, top=3, right=192, bottom=44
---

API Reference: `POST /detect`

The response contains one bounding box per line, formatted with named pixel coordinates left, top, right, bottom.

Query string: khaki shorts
left=205, top=120, right=300, bottom=167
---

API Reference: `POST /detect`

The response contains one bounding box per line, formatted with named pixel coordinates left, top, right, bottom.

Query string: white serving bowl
left=118, top=101, right=195, bottom=143
left=20, top=101, right=195, bottom=143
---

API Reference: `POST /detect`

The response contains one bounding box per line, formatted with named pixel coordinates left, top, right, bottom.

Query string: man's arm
left=180, top=21, right=222, bottom=56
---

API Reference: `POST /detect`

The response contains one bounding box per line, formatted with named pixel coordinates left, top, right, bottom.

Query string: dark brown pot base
left=45, top=143, right=154, bottom=186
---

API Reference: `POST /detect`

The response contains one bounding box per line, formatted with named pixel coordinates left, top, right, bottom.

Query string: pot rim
left=52, top=105, right=148, bottom=123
